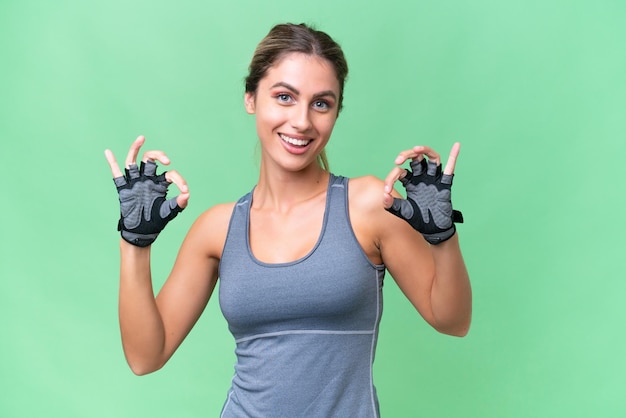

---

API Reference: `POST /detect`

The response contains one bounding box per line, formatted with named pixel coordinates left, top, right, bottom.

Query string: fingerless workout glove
left=113, top=161, right=184, bottom=247
left=386, top=158, right=463, bottom=245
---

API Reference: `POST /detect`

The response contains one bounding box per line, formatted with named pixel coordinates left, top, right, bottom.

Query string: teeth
left=280, top=134, right=311, bottom=146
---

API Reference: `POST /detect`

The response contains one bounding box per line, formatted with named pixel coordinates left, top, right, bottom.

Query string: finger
left=383, top=188, right=405, bottom=209
left=176, top=191, right=190, bottom=209
left=104, top=149, right=124, bottom=178
left=140, top=160, right=157, bottom=177
left=127, top=164, right=140, bottom=179
left=393, top=145, right=442, bottom=166
left=142, top=150, right=171, bottom=165
left=165, top=170, right=190, bottom=208
left=394, top=149, right=425, bottom=166
left=411, top=145, right=440, bottom=165
left=382, top=190, right=395, bottom=209
left=443, top=142, right=461, bottom=175
left=409, top=157, right=428, bottom=176
left=386, top=197, right=415, bottom=219
left=383, top=166, right=408, bottom=194
left=164, top=170, right=189, bottom=194
left=125, top=135, right=146, bottom=168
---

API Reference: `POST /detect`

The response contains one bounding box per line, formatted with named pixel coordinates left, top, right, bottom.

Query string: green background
left=1, top=0, right=624, bottom=417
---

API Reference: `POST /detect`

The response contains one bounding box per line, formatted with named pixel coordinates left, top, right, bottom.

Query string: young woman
left=105, top=23, right=471, bottom=417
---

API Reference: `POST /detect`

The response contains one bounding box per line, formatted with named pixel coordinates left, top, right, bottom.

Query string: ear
left=244, top=92, right=256, bottom=114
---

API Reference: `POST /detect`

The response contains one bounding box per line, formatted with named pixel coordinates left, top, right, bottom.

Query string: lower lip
left=280, top=135, right=312, bottom=155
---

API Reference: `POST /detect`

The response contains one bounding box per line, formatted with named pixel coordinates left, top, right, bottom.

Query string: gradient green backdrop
left=1, top=0, right=625, bottom=417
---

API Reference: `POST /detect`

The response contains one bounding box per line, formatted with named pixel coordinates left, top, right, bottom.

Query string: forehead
left=261, top=53, right=340, bottom=94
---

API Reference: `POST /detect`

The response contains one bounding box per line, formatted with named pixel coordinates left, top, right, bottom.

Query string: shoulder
left=196, top=202, right=237, bottom=224
left=184, top=202, right=237, bottom=260
left=347, top=175, right=385, bottom=189
left=347, top=175, right=387, bottom=214
left=343, top=176, right=390, bottom=262
left=346, top=174, right=422, bottom=246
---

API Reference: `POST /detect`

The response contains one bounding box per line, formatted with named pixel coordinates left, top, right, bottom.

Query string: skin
left=105, top=52, right=471, bottom=376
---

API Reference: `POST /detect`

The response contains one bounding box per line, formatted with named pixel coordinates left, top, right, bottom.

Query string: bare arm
left=118, top=243, right=164, bottom=375
left=428, top=234, right=471, bottom=335
left=350, top=144, right=471, bottom=336
left=381, top=143, right=471, bottom=336
left=118, top=210, right=222, bottom=375
left=106, top=137, right=229, bottom=375
left=380, top=221, right=471, bottom=336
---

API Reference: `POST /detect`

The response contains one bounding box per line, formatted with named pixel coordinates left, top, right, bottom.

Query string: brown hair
left=245, top=23, right=349, bottom=171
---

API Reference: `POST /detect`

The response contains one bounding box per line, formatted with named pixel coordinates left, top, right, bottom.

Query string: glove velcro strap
left=423, top=210, right=464, bottom=245
left=423, top=224, right=456, bottom=245
left=120, top=230, right=159, bottom=247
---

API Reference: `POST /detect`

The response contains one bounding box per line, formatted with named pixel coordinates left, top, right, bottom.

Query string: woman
left=105, top=23, right=471, bottom=417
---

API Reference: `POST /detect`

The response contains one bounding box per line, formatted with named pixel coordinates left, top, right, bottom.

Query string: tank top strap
left=326, top=173, right=349, bottom=230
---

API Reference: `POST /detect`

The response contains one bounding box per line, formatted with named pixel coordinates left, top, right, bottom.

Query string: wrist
left=423, top=225, right=456, bottom=245
left=428, top=231, right=460, bottom=250
left=120, top=238, right=152, bottom=252
left=120, top=229, right=159, bottom=247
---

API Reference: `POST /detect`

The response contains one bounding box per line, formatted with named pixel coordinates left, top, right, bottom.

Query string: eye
left=312, top=100, right=331, bottom=111
left=275, top=93, right=294, bottom=104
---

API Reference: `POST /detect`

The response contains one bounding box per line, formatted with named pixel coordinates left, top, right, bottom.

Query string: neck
left=254, top=162, right=330, bottom=212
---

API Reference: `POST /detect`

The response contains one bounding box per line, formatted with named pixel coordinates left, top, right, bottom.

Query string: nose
left=290, top=103, right=312, bottom=132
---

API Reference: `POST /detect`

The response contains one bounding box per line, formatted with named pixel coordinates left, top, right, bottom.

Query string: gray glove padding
left=113, top=161, right=184, bottom=247
left=386, top=158, right=463, bottom=245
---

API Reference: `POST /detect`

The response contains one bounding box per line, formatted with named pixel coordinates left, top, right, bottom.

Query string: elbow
left=129, top=362, right=163, bottom=376
left=436, top=324, right=470, bottom=338
left=126, top=356, right=165, bottom=376
left=122, top=343, right=167, bottom=376
left=430, top=297, right=472, bottom=337
left=446, top=324, right=470, bottom=337
left=433, top=315, right=472, bottom=337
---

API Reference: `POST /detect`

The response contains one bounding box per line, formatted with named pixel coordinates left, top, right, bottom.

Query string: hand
left=383, top=143, right=463, bottom=245
left=104, top=136, right=190, bottom=247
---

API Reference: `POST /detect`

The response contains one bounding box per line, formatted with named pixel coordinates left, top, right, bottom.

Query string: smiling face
left=244, top=53, right=341, bottom=173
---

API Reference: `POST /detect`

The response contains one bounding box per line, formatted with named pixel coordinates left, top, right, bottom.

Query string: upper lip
left=279, top=133, right=312, bottom=141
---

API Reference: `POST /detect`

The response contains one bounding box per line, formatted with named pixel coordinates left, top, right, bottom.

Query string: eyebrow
left=270, top=81, right=337, bottom=101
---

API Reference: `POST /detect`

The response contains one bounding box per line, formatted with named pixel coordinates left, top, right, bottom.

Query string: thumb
left=176, top=192, right=190, bottom=209
left=385, top=197, right=415, bottom=220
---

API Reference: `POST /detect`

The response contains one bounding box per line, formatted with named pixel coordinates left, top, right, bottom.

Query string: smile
left=279, top=133, right=312, bottom=147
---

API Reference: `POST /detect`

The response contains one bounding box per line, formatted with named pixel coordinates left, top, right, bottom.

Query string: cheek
left=255, top=106, right=285, bottom=131
left=317, top=116, right=337, bottom=137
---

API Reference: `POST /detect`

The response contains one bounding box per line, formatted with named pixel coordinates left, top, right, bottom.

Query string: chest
left=218, top=186, right=384, bottom=339
left=248, top=197, right=326, bottom=264
left=219, top=233, right=382, bottom=339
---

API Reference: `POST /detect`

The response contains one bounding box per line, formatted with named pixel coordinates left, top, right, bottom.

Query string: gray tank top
left=218, top=174, right=385, bottom=418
